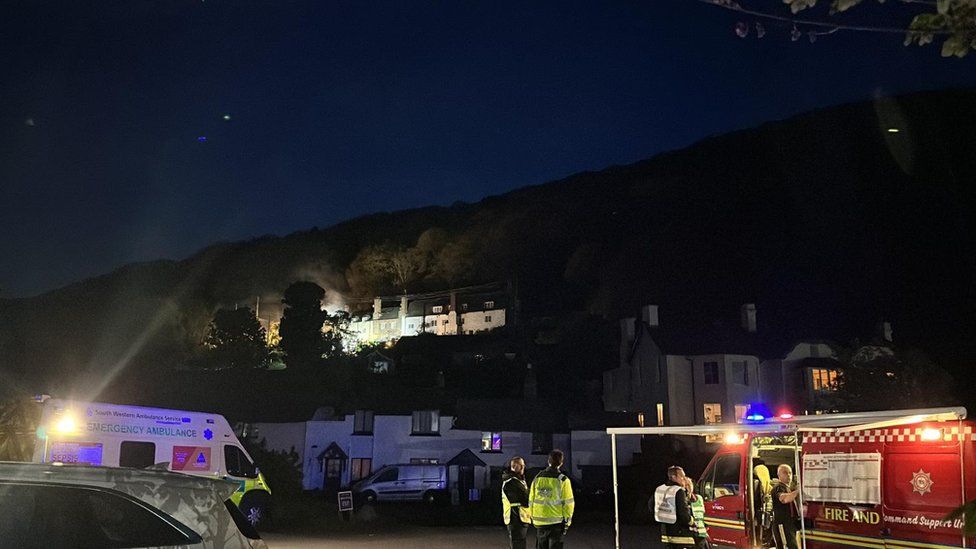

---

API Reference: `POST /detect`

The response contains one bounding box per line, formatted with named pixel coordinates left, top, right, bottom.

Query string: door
left=699, top=452, right=749, bottom=548
left=399, top=466, right=424, bottom=499
left=883, top=446, right=964, bottom=548
left=372, top=467, right=400, bottom=500
left=323, top=458, right=343, bottom=493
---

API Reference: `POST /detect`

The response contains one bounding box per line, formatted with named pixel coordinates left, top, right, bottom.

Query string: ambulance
left=607, top=407, right=975, bottom=549
left=32, top=398, right=273, bottom=528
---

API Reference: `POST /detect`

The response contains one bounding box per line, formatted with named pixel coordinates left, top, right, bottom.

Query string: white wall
left=257, top=414, right=630, bottom=491
left=460, top=308, right=506, bottom=334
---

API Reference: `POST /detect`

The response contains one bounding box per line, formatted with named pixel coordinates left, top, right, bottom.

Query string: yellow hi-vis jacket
left=502, top=476, right=531, bottom=525
left=529, top=467, right=574, bottom=527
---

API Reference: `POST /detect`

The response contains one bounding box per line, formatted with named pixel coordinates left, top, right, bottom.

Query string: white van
left=352, top=464, right=447, bottom=503
left=31, top=399, right=272, bottom=527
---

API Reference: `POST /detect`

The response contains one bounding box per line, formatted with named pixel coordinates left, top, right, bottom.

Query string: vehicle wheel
left=239, top=492, right=272, bottom=530
left=364, top=490, right=377, bottom=503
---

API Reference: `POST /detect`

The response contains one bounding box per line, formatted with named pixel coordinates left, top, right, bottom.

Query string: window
left=734, top=404, right=749, bottom=422
left=461, top=303, right=469, bottom=311
left=371, top=360, right=390, bottom=373
left=411, top=410, right=440, bottom=435
left=484, top=300, right=495, bottom=309
left=811, top=368, right=839, bottom=391
left=732, top=361, right=748, bottom=385
left=119, top=441, right=155, bottom=469
left=354, top=410, right=374, bottom=434
left=532, top=432, right=553, bottom=454
left=409, top=458, right=439, bottom=464
left=408, top=323, right=414, bottom=330
left=325, top=458, right=343, bottom=478
left=224, top=445, right=258, bottom=478
left=49, top=441, right=103, bottom=465
left=351, top=458, right=372, bottom=481
left=703, top=362, right=720, bottom=384
left=432, top=305, right=443, bottom=313
left=485, top=315, right=492, bottom=323
left=0, top=483, right=200, bottom=547
left=442, top=319, right=449, bottom=325
left=712, top=454, right=741, bottom=498
left=481, top=432, right=502, bottom=452
left=656, top=403, right=665, bottom=426
left=374, top=468, right=398, bottom=483
left=703, top=402, right=723, bottom=441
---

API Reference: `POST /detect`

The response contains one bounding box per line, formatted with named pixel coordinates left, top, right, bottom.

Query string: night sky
left=2, top=0, right=974, bottom=298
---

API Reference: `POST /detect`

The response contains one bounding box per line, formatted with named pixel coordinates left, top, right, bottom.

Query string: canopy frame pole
left=959, top=419, right=967, bottom=548
left=611, top=433, right=620, bottom=549
left=794, top=431, right=807, bottom=549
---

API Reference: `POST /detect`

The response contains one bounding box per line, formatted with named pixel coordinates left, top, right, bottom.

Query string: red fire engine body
left=608, top=408, right=974, bottom=549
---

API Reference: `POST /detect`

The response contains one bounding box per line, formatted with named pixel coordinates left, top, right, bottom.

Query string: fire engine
left=607, top=407, right=974, bottom=549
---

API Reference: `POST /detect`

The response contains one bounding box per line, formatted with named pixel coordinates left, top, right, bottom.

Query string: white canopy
left=606, top=406, right=967, bottom=437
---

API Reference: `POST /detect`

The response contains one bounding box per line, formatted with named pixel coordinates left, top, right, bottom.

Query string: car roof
left=0, top=462, right=241, bottom=543
left=0, top=462, right=237, bottom=498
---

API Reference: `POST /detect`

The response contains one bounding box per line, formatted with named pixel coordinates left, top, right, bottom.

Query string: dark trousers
left=535, top=524, right=564, bottom=549
left=773, top=521, right=798, bottom=549
left=692, top=536, right=711, bottom=549
left=507, top=522, right=527, bottom=549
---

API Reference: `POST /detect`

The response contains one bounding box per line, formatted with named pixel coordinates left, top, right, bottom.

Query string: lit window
left=656, top=403, right=665, bottom=426
left=432, top=306, right=443, bottom=314
left=484, top=301, right=495, bottom=309
left=481, top=432, right=502, bottom=452
left=461, top=303, right=469, bottom=311
left=351, top=458, right=372, bottom=481
left=703, top=403, right=723, bottom=443
left=704, top=403, right=722, bottom=425
left=734, top=404, right=749, bottom=423
left=811, top=368, right=839, bottom=392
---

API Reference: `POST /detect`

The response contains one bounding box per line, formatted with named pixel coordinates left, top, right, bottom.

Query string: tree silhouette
left=279, top=282, right=328, bottom=370
left=201, top=307, right=269, bottom=370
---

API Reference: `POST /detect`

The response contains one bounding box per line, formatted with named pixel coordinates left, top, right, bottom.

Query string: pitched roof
left=446, top=448, right=487, bottom=467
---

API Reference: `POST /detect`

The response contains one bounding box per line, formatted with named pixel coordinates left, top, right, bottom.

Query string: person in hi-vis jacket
left=529, top=450, right=574, bottom=549
left=502, top=456, right=531, bottom=549
left=653, top=466, right=695, bottom=548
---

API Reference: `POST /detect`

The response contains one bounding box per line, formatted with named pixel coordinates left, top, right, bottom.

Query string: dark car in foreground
left=0, top=462, right=267, bottom=548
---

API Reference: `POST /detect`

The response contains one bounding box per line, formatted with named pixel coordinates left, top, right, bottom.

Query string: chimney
left=879, top=321, right=893, bottom=343
left=399, top=296, right=408, bottom=318
left=641, top=305, right=659, bottom=327
left=620, top=317, right=636, bottom=344
left=523, top=363, right=537, bottom=400
left=740, top=303, right=757, bottom=333
left=373, top=297, right=382, bottom=320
